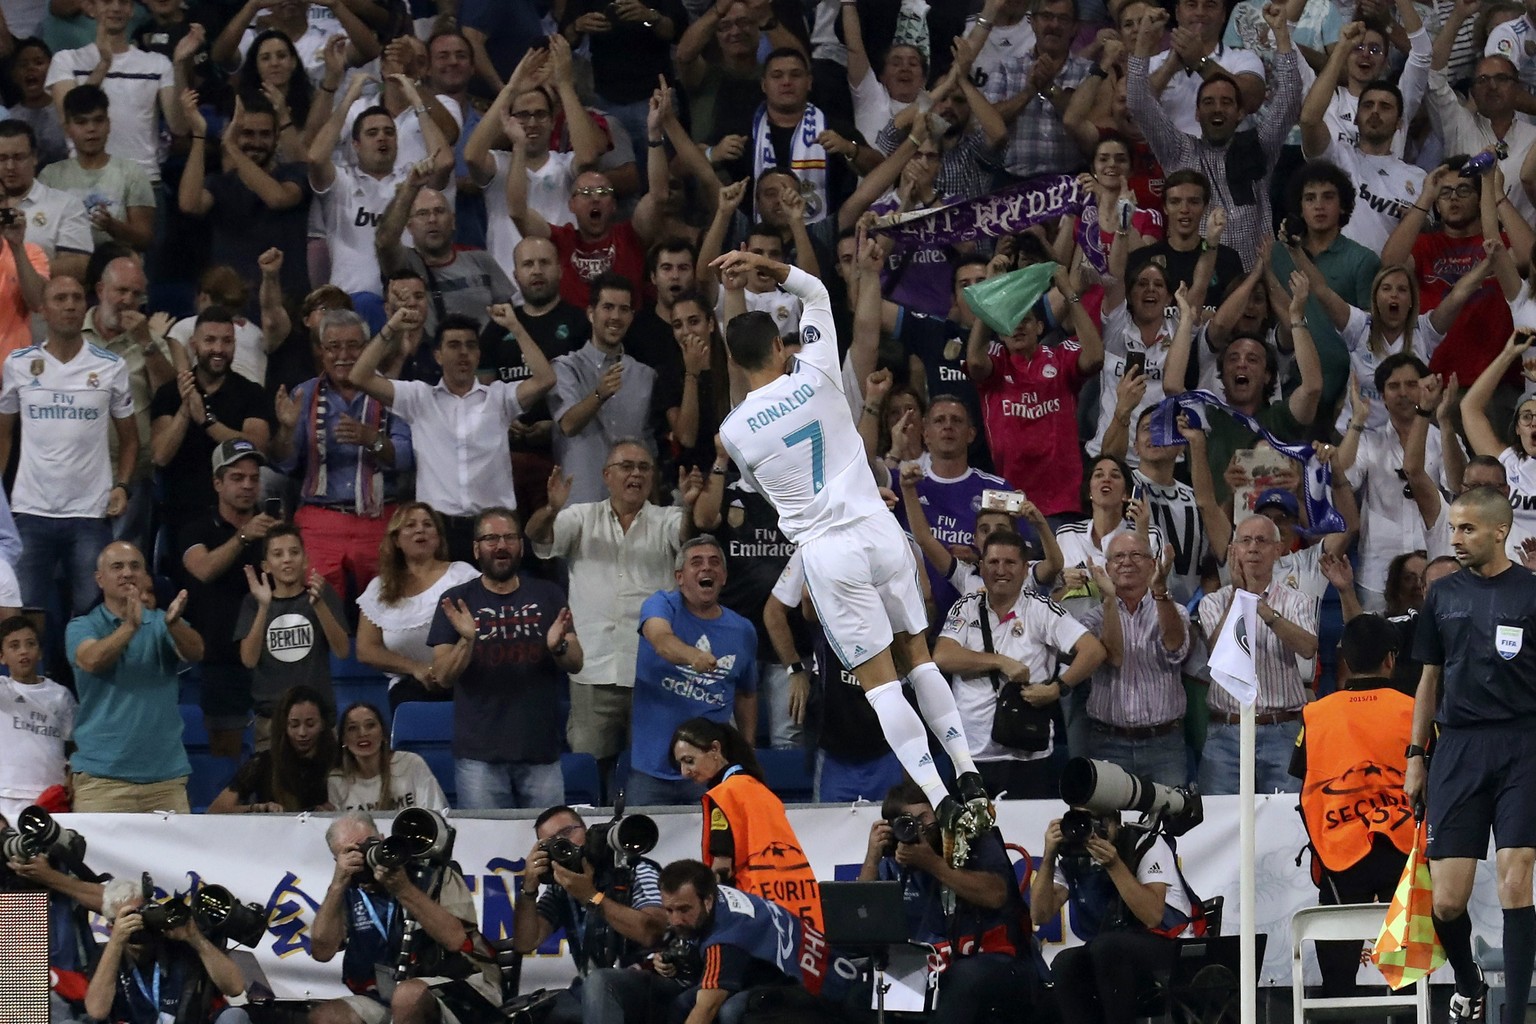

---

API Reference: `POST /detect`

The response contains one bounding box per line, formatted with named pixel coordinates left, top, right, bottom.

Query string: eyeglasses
left=1352, top=43, right=1384, bottom=56
left=1108, top=552, right=1150, bottom=563
left=1518, top=412, right=1536, bottom=424
left=547, top=823, right=583, bottom=840
left=1437, top=184, right=1477, bottom=199
left=474, top=532, right=522, bottom=546
left=574, top=186, right=616, bottom=197
left=1475, top=73, right=1518, bottom=87
left=510, top=108, right=552, bottom=121
left=606, top=460, right=654, bottom=474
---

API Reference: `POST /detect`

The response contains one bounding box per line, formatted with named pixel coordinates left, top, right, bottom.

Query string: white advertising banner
left=57, top=795, right=1500, bottom=1000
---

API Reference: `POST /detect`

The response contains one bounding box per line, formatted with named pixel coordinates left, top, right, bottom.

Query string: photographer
left=856, top=781, right=1040, bottom=1024
left=4, top=809, right=105, bottom=1017
left=658, top=859, right=829, bottom=1024
left=1031, top=809, right=1195, bottom=1024
left=86, top=877, right=249, bottom=1024
left=308, top=811, right=500, bottom=1024
left=512, top=806, right=670, bottom=1024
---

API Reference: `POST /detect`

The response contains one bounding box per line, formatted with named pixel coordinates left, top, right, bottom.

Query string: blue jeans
left=759, top=663, right=804, bottom=749
left=581, top=966, right=688, bottom=1024
left=814, top=749, right=905, bottom=803
left=17, top=514, right=111, bottom=615
left=454, top=758, right=565, bottom=810
left=1088, top=725, right=1190, bottom=788
left=1062, top=678, right=1092, bottom=759
left=1197, top=718, right=1303, bottom=796
left=622, top=771, right=703, bottom=807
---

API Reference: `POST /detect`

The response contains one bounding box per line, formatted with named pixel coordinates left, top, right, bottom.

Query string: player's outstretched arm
left=710, top=250, right=832, bottom=315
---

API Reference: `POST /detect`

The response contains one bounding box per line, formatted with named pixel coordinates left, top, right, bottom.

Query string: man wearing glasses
left=528, top=437, right=701, bottom=795
left=429, top=506, right=583, bottom=809
left=1076, top=533, right=1192, bottom=788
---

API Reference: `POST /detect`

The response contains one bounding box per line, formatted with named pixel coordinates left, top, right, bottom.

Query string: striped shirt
left=1078, top=591, right=1192, bottom=728
left=1127, top=49, right=1300, bottom=272
left=1198, top=583, right=1318, bottom=714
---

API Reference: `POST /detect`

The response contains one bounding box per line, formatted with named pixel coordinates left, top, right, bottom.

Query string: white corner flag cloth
left=1209, top=588, right=1260, bottom=705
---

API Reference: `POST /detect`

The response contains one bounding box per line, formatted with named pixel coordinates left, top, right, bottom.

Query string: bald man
left=66, top=540, right=202, bottom=812
left=81, top=255, right=176, bottom=550
left=376, top=180, right=514, bottom=339
left=1407, top=487, right=1536, bottom=1024
left=1196, top=514, right=1319, bottom=796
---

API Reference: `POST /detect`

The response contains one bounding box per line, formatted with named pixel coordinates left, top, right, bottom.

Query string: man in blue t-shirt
left=628, top=536, right=759, bottom=805
left=427, top=507, right=584, bottom=809
left=67, top=541, right=204, bottom=812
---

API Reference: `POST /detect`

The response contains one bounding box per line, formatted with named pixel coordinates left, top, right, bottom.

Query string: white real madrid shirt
left=715, top=286, right=804, bottom=340
left=938, top=587, right=1088, bottom=762
left=0, top=340, right=133, bottom=518
left=1487, top=15, right=1536, bottom=93
left=1322, top=140, right=1423, bottom=254
left=313, top=163, right=409, bottom=295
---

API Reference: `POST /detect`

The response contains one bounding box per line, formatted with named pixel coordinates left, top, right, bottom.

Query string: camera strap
left=976, top=601, right=1006, bottom=693
left=129, top=961, right=161, bottom=1010
left=358, top=890, right=394, bottom=939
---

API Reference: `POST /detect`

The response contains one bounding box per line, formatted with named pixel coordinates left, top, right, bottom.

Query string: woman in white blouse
left=328, top=703, right=448, bottom=812
left=355, top=502, right=478, bottom=709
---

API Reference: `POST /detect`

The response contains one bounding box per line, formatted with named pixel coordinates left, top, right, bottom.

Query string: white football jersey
left=719, top=268, right=888, bottom=544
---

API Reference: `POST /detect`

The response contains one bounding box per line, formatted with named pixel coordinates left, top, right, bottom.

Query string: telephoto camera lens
left=539, top=836, right=586, bottom=885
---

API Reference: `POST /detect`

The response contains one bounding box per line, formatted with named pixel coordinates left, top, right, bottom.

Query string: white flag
left=1209, top=588, right=1260, bottom=705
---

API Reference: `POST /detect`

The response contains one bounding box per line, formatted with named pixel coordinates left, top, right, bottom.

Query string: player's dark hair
left=981, top=530, right=1030, bottom=561
left=724, top=311, right=783, bottom=371
left=262, top=523, right=305, bottom=559
left=434, top=313, right=481, bottom=349
left=533, top=805, right=584, bottom=833
left=62, top=83, right=108, bottom=119
left=1373, top=352, right=1430, bottom=397
left=669, top=718, right=762, bottom=780
left=659, top=858, right=718, bottom=900
left=0, top=614, right=38, bottom=650
left=350, top=104, right=393, bottom=142
left=1338, top=614, right=1399, bottom=677
left=1452, top=485, right=1515, bottom=530
left=587, top=271, right=635, bottom=310
left=881, top=780, right=929, bottom=821
left=195, top=304, right=237, bottom=330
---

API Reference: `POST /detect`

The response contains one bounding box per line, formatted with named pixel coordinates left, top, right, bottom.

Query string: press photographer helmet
left=1060, top=758, right=1204, bottom=837
left=0, top=805, right=87, bottom=865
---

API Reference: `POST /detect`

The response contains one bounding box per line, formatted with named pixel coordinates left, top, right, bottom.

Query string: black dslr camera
left=656, top=930, right=702, bottom=986
left=353, top=809, right=457, bottom=885
left=883, top=813, right=926, bottom=857
left=1057, top=809, right=1110, bottom=857
left=136, top=874, right=269, bottom=948
left=538, top=835, right=587, bottom=886
left=0, top=805, right=88, bottom=867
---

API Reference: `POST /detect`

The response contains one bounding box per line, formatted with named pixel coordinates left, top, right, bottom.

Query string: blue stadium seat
left=186, top=753, right=239, bottom=813
left=180, top=704, right=208, bottom=752
left=757, top=748, right=814, bottom=803
left=333, top=680, right=392, bottom=727
left=561, top=753, right=602, bottom=807
left=391, top=702, right=455, bottom=805
left=331, top=643, right=385, bottom=680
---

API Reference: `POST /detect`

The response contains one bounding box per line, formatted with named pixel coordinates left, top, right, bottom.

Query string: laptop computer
left=819, top=881, right=912, bottom=948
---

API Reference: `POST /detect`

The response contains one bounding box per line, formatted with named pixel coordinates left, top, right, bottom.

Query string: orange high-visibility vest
left=703, top=769, right=824, bottom=933
left=1299, top=686, right=1416, bottom=872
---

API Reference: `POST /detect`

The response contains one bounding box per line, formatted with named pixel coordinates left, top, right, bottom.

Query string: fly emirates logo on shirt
left=1002, top=388, right=1062, bottom=421
left=29, top=392, right=102, bottom=420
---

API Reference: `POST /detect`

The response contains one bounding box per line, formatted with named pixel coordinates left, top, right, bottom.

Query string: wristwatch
left=369, top=435, right=388, bottom=455
left=588, top=891, right=606, bottom=908
left=203, top=409, right=219, bottom=428
left=1405, top=744, right=1427, bottom=760
left=787, top=660, right=808, bottom=676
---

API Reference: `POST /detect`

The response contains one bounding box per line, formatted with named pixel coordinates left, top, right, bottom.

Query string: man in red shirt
left=1382, top=160, right=1534, bottom=393
left=509, top=88, right=672, bottom=308
left=966, top=264, right=1104, bottom=522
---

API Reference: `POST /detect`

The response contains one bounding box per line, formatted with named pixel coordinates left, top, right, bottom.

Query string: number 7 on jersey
left=782, top=420, right=826, bottom=494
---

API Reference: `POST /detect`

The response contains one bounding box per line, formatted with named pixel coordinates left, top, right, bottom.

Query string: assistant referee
left=1406, top=486, right=1536, bottom=1024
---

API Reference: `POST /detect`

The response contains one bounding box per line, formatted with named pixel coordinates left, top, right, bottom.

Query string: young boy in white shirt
left=0, top=616, right=76, bottom=821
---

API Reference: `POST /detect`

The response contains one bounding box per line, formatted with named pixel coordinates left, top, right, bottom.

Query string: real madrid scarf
left=751, top=102, right=830, bottom=225
left=1148, top=390, right=1348, bottom=535
left=302, top=377, right=386, bottom=517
